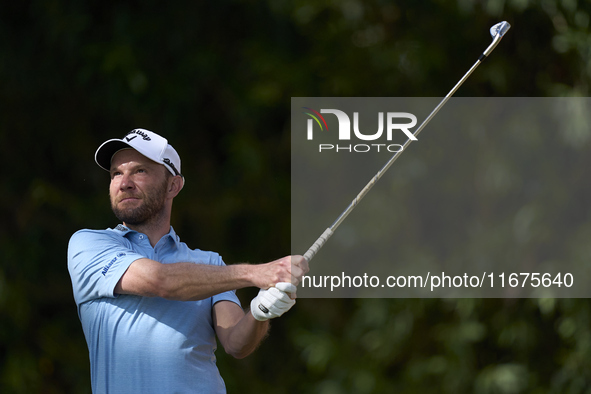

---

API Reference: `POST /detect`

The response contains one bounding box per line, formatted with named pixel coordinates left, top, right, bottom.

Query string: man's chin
left=110, top=193, right=166, bottom=227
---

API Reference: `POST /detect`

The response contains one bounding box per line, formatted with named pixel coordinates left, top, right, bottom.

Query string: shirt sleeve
left=209, top=254, right=242, bottom=308
left=67, top=229, right=146, bottom=306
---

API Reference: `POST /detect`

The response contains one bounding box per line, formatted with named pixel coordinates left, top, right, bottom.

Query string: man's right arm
left=114, top=255, right=307, bottom=301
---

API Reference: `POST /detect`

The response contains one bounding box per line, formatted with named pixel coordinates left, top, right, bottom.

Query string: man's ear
left=168, top=175, right=183, bottom=198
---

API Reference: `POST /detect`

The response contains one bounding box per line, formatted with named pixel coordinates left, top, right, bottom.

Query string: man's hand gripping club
left=249, top=255, right=308, bottom=321
left=250, top=282, right=296, bottom=321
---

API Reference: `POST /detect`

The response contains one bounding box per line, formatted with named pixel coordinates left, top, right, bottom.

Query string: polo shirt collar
left=112, top=224, right=180, bottom=247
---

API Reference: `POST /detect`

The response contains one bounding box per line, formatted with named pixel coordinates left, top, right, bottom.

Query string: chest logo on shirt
left=101, top=252, right=126, bottom=276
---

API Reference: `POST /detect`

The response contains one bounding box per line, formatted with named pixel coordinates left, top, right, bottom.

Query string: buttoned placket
left=133, top=233, right=156, bottom=260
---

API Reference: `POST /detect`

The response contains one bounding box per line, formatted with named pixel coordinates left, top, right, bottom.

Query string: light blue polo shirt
left=67, top=224, right=241, bottom=394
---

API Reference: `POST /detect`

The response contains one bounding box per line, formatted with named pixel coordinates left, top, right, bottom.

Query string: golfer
left=67, top=128, right=308, bottom=393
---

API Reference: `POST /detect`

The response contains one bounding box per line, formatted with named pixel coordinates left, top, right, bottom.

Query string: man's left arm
left=213, top=282, right=298, bottom=359
left=213, top=301, right=270, bottom=359
left=213, top=255, right=307, bottom=358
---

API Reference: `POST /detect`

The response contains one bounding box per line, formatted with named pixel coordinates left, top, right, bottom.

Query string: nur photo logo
left=302, top=107, right=417, bottom=153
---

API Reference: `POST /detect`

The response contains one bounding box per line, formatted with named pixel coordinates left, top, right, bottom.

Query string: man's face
left=109, top=149, right=170, bottom=226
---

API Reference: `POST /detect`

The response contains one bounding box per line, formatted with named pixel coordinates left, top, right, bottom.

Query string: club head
left=490, top=21, right=511, bottom=39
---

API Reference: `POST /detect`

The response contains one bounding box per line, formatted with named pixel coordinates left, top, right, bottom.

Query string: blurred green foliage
left=2, top=0, right=591, bottom=393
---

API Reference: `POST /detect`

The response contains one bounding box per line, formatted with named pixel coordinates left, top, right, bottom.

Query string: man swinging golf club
left=67, top=128, right=308, bottom=393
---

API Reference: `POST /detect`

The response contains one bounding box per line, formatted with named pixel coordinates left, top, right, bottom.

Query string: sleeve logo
left=101, top=253, right=126, bottom=276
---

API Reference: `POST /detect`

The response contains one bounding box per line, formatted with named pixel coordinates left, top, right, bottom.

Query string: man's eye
left=137, top=169, right=146, bottom=173
left=111, top=172, right=122, bottom=178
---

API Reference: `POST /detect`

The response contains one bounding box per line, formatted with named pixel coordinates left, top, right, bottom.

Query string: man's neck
left=124, top=216, right=171, bottom=247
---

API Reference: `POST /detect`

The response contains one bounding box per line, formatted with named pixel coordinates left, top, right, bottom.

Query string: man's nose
left=119, top=173, right=135, bottom=190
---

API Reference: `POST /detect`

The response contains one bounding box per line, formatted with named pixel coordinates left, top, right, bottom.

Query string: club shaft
left=303, top=35, right=505, bottom=263
left=331, top=57, right=482, bottom=230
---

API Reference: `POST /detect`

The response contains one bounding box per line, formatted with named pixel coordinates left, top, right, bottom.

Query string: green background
left=2, top=0, right=591, bottom=392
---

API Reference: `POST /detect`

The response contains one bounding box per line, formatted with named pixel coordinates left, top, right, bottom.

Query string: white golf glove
left=250, top=282, right=297, bottom=321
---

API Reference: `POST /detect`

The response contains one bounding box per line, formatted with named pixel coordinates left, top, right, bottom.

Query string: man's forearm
left=115, top=256, right=302, bottom=301
left=159, top=262, right=257, bottom=300
left=226, top=313, right=270, bottom=359
left=214, top=301, right=270, bottom=359
left=115, top=256, right=296, bottom=300
left=116, top=259, right=259, bottom=300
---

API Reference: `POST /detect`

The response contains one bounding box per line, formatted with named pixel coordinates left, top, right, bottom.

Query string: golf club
left=302, top=21, right=511, bottom=263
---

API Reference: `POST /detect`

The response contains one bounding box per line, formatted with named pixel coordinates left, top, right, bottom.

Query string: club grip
left=303, top=228, right=334, bottom=262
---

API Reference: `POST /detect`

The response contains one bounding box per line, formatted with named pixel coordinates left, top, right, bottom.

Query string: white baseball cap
left=95, top=129, right=184, bottom=183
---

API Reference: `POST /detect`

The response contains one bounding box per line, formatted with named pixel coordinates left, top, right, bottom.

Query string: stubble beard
left=111, top=179, right=168, bottom=226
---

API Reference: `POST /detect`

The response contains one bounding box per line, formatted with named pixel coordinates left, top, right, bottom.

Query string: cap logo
left=163, top=158, right=181, bottom=176
left=125, top=129, right=152, bottom=141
